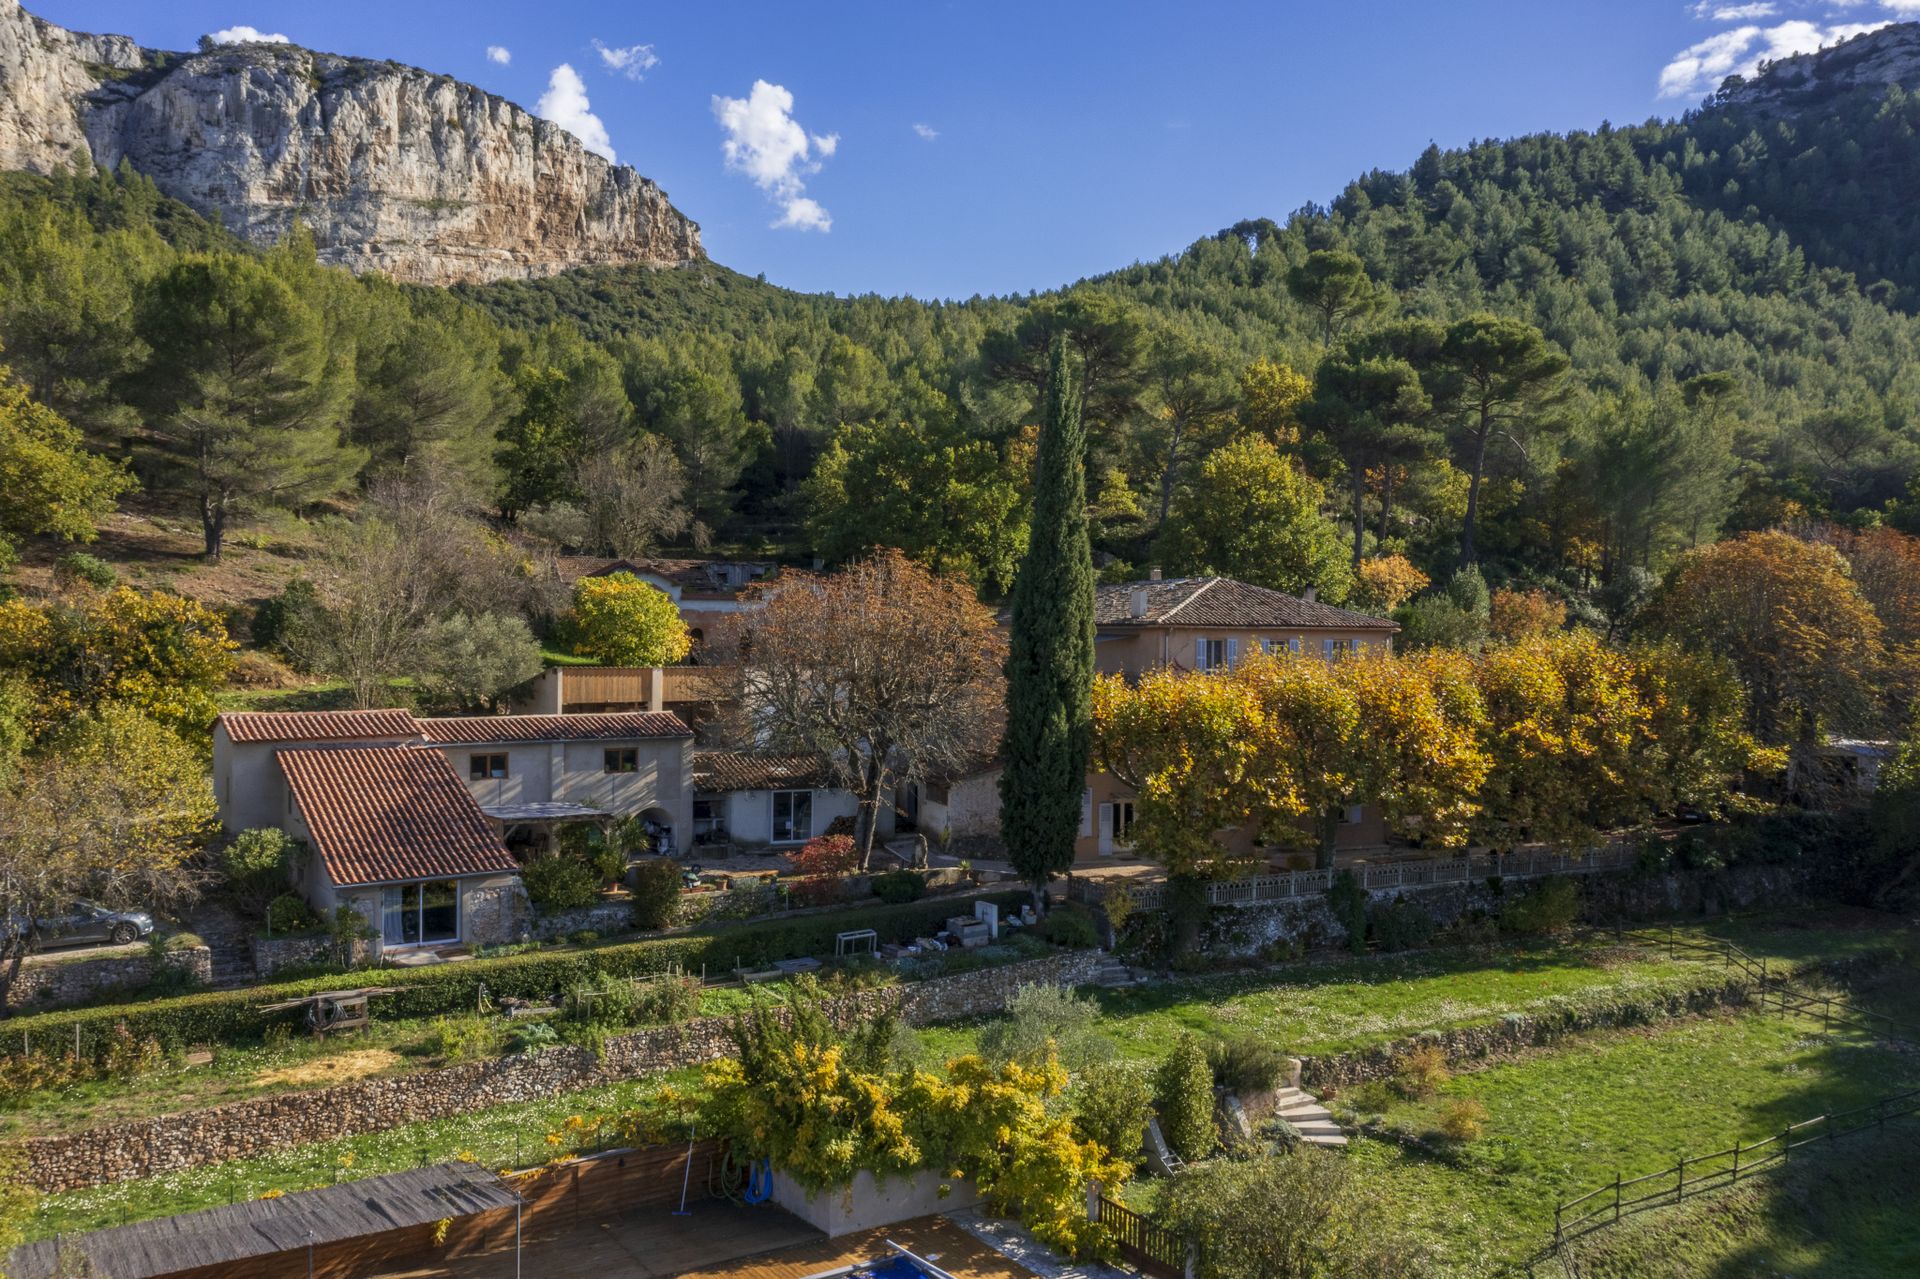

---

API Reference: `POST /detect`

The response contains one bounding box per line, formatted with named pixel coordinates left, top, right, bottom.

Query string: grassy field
left=0, top=980, right=792, bottom=1140
left=918, top=912, right=1909, bottom=1067
left=1565, top=1121, right=1920, bottom=1278
left=25, top=1069, right=704, bottom=1241
left=1334, top=1008, right=1920, bottom=1274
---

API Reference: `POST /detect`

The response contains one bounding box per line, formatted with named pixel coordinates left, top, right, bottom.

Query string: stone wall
left=1194, top=863, right=1823, bottom=959
left=1298, top=976, right=1755, bottom=1090
left=251, top=934, right=380, bottom=979
left=13, top=947, right=1103, bottom=1193
left=11, top=946, right=211, bottom=1012
left=528, top=900, right=636, bottom=942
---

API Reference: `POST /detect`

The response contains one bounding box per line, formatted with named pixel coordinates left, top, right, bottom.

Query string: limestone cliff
left=1713, top=21, right=1920, bottom=111
left=0, top=0, right=703, bottom=284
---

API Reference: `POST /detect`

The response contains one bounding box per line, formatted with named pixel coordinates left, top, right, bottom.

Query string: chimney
left=1302, top=586, right=1317, bottom=603
left=1148, top=567, right=1163, bottom=582
left=1129, top=588, right=1149, bottom=619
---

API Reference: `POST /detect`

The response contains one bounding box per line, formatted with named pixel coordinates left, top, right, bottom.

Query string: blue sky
left=33, top=1, right=1920, bottom=299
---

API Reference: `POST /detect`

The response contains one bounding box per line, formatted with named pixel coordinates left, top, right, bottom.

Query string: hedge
left=4, top=891, right=1027, bottom=1060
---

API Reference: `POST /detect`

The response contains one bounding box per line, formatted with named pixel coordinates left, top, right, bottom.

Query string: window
left=772, top=789, right=814, bottom=843
left=380, top=880, right=459, bottom=947
left=604, top=748, right=639, bottom=774
left=469, top=753, right=508, bottom=780
left=1110, top=800, right=1136, bottom=849
left=1196, top=637, right=1229, bottom=672
left=693, top=796, right=724, bottom=841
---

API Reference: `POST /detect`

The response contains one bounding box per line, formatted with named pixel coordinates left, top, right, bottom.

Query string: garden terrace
left=0, top=891, right=1029, bottom=1066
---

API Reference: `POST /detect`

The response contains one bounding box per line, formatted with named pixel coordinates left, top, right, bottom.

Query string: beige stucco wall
left=1095, top=625, right=1393, bottom=680
left=435, top=737, right=693, bottom=837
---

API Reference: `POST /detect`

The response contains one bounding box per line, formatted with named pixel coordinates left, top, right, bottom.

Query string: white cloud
left=486, top=45, right=511, bottom=66
left=536, top=64, right=615, bottom=163
left=1689, top=2, right=1778, bottom=18
left=912, top=122, right=939, bottom=141
left=1657, top=17, right=1889, bottom=97
left=207, top=25, right=288, bottom=45
left=593, top=39, right=659, bottom=80
left=711, top=80, right=839, bottom=232
left=774, top=197, right=832, bottom=232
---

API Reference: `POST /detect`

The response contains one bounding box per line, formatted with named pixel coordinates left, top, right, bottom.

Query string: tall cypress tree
left=1000, top=337, right=1095, bottom=907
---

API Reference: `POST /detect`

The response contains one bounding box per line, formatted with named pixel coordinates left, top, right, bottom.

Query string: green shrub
left=1499, top=877, right=1582, bottom=937
left=251, top=578, right=316, bottom=654
left=1368, top=895, right=1437, bottom=953
left=979, top=982, right=1114, bottom=1073
left=523, top=855, right=601, bottom=912
left=1436, top=1097, right=1487, bottom=1142
left=221, top=829, right=303, bottom=920
left=4, top=891, right=1029, bottom=1062
left=1155, top=1032, right=1217, bottom=1162
left=871, top=869, right=927, bottom=904
left=160, top=932, right=205, bottom=952
left=568, top=930, right=601, bottom=946
left=565, top=980, right=639, bottom=1028
left=1037, top=906, right=1100, bottom=949
left=1393, top=1043, right=1451, bottom=1099
left=54, top=551, right=116, bottom=589
left=505, top=1021, right=557, bottom=1055
left=627, top=858, right=683, bottom=932
left=265, top=893, right=318, bottom=935
left=1327, top=870, right=1368, bottom=954
left=427, top=1014, right=502, bottom=1062
left=633, top=974, right=702, bottom=1024
left=1206, top=1033, right=1289, bottom=1094
left=1071, top=1059, right=1153, bottom=1165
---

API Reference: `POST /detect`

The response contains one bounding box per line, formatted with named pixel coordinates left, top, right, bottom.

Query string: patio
left=370, top=1203, right=1034, bottom=1279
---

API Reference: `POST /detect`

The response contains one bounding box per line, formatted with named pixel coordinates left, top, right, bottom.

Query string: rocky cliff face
left=1715, top=21, right=1920, bottom=111
left=0, top=0, right=703, bottom=284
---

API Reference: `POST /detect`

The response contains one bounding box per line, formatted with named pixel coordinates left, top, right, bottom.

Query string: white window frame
left=1111, top=799, right=1137, bottom=850
left=1197, top=637, right=1229, bottom=672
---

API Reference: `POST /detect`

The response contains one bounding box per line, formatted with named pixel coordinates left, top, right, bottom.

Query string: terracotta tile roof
left=553, top=556, right=775, bottom=598
left=1093, top=577, right=1399, bottom=632
left=218, top=709, right=421, bottom=744
left=276, top=747, right=517, bottom=887
left=416, top=712, right=693, bottom=744
left=692, top=751, right=835, bottom=792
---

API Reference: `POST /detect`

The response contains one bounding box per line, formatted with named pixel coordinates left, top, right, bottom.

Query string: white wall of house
left=704, top=786, right=861, bottom=848
left=212, top=723, right=417, bottom=837
left=918, top=772, right=1002, bottom=841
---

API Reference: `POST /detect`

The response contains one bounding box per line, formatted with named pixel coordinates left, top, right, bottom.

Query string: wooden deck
left=371, top=1205, right=1033, bottom=1279
left=680, top=1216, right=1038, bottom=1279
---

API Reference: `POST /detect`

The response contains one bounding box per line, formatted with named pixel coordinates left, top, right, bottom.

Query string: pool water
left=849, top=1258, right=933, bottom=1279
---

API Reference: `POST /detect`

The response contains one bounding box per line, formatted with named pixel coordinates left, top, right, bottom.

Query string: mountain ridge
left=0, top=0, right=704, bottom=284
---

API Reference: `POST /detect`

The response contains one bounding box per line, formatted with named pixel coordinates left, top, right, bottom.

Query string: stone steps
left=1270, top=1086, right=1349, bottom=1149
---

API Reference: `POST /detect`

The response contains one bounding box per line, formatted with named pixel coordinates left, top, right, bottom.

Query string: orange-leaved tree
left=713, top=549, right=1005, bottom=869
left=1642, top=531, right=1885, bottom=783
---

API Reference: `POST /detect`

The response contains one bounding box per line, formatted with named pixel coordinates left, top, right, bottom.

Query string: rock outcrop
left=1713, top=21, right=1920, bottom=112
left=0, top=0, right=703, bottom=284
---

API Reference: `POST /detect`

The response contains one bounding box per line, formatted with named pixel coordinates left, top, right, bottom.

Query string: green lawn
left=1335, top=1009, right=1920, bottom=1274
left=920, top=915, right=1902, bottom=1067
left=1, top=981, right=794, bottom=1140
left=1566, top=1121, right=1920, bottom=1279
left=25, top=1070, right=704, bottom=1241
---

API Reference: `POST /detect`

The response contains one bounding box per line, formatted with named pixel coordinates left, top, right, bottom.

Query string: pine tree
left=1000, top=338, right=1095, bottom=906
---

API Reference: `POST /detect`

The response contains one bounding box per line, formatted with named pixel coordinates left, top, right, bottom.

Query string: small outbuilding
left=7, top=1162, right=518, bottom=1279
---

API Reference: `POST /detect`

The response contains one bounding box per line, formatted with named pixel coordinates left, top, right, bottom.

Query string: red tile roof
left=276, top=747, right=518, bottom=887
left=1093, top=577, right=1399, bottom=631
left=416, top=713, right=693, bottom=744
left=692, top=751, right=834, bottom=792
left=218, top=709, right=421, bottom=744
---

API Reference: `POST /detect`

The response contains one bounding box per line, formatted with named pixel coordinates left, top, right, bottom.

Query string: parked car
left=30, top=900, right=155, bottom=948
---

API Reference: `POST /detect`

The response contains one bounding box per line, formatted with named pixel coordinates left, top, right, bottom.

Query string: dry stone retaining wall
left=14, top=948, right=1102, bottom=1193
left=10, top=946, right=211, bottom=1013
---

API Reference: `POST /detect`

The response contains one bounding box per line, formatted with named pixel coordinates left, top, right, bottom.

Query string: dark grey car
left=33, top=900, right=155, bottom=948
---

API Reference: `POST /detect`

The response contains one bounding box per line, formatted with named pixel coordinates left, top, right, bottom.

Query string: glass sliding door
left=380, top=880, right=460, bottom=947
